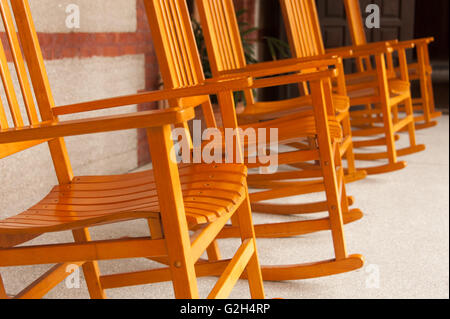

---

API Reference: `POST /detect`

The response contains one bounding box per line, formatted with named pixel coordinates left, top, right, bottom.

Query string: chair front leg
left=397, top=49, right=419, bottom=148
left=234, top=195, right=265, bottom=299
left=310, top=78, right=348, bottom=261
left=416, top=44, right=432, bottom=122
left=342, top=112, right=357, bottom=176
left=216, top=91, right=264, bottom=299
left=422, top=46, right=438, bottom=115
left=374, top=53, right=399, bottom=164
left=147, top=125, right=199, bottom=299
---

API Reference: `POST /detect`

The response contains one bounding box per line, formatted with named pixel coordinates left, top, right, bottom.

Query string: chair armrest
left=327, top=41, right=397, bottom=52
left=390, top=41, right=416, bottom=50
left=53, top=77, right=252, bottom=116
left=393, top=37, right=434, bottom=50
left=398, top=37, right=434, bottom=46
left=217, top=56, right=343, bottom=79
left=250, top=69, right=337, bottom=90
left=0, top=107, right=195, bottom=144
left=1, top=77, right=256, bottom=144
left=327, top=42, right=394, bottom=58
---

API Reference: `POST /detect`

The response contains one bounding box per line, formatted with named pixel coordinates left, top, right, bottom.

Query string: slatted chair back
left=195, top=0, right=247, bottom=75
left=195, top=0, right=256, bottom=104
left=281, top=0, right=375, bottom=72
left=277, top=0, right=333, bottom=94
left=280, top=0, right=326, bottom=58
left=143, top=0, right=217, bottom=128
left=0, top=0, right=73, bottom=183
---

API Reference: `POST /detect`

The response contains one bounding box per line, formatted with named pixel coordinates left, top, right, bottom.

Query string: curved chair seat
left=348, top=80, right=410, bottom=101
left=205, top=114, right=343, bottom=154
left=0, top=164, right=248, bottom=235
left=345, top=61, right=439, bottom=132
left=395, top=63, right=432, bottom=80
left=346, top=78, right=410, bottom=99
left=238, top=114, right=343, bottom=147
left=344, top=65, right=430, bottom=89
left=238, top=94, right=350, bottom=123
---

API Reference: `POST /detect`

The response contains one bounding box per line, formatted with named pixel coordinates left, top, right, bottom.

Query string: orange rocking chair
left=0, top=0, right=264, bottom=299
left=145, top=0, right=364, bottom=281
left=194, top=0, right=366, bottom=187
left=343, top=0, right=442, bottom=130
left=281, top=0, right=426, bottom=175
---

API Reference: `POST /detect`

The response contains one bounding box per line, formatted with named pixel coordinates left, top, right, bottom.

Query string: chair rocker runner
left=146, top=0, right=364, bottom=281
left=280, top=0, right=426, bottom=175
left=343, top=0, right=442, bottom=130
left=0, top=0, right=264, bottom=299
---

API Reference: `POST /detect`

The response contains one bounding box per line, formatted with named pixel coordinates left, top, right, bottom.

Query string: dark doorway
left=415, top=0, right=448, bottom=60
left=415, top=0, right=449, bottom=110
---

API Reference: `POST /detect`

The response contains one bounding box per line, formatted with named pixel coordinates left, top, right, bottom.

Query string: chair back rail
left=143, top=0, right=215, bottom=124
left=280, top=0, right=325, bottom=58
left=196, top=0, right=255, bottom=104
left=196, top=0, right=247, bottom=74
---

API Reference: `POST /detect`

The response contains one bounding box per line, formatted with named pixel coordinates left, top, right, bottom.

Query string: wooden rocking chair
left=145, top=0, right=364, bottom=281
left=195, top=0, right=365, bottom=217
left=343, top=0, right=442, bottom=130
left=281, top=0, right=426, bottom=175
left=0, top=0, right=264, bottom=299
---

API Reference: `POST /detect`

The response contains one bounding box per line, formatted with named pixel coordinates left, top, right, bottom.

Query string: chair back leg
left=72, top=228, right=107, bottom=299
left=0, top=274, right=7, bottom=299
left=206, top=241, right=222, bottom=262
left=148, top=217, right=164, bottom=240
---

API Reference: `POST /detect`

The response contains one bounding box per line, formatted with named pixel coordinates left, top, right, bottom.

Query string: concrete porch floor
left=1, top=116, right=448, bottom=299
